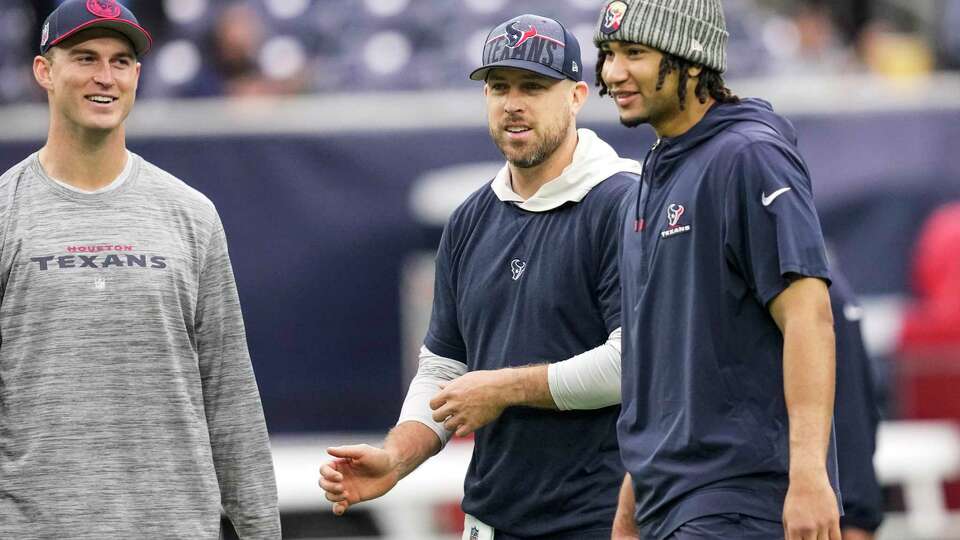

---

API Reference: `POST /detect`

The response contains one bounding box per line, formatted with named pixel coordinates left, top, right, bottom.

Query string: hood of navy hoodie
left=649, top=98, right=799, bottom=179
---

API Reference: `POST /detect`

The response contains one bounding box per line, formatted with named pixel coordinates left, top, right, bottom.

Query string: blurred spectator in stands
left=761, top=0, right=936, bottom=78
left=857, top=19, right=935, bottom=78
left=938, top=0, right=960, bottom=69
left=899, top=202, right=960, bottom=352
left=185, top=2, right=306, bottom=97
left=0, top=2, right=45, bottom=103
left=829, top=0, right=872, bottom=47
left=763, top=0, right=855, bottom=74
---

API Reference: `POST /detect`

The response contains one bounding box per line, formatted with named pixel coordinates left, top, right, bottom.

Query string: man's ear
left=33, top=54, right=54, bottom=91
left=687, top=64, right=704, bottom=79
left=570, top=80, right=589, bottom=115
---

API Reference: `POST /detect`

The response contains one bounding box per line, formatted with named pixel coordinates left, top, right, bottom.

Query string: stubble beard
left=619, top=113, right=648, bottom=129
left=617, top=100, right=653, bottom=129
left=618, top=94, right=680, bottom=131
left=492, top=115, right=570, bottom=169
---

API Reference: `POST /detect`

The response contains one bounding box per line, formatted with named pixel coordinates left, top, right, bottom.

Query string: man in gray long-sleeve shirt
left=0, top=1, right=281, bottom=538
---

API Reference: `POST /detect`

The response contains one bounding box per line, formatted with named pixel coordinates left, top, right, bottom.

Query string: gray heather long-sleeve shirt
left=0, top=153, right=281, bottom=539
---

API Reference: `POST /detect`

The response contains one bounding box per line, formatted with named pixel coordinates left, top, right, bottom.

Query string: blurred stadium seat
left=4, top=0, right=954, bottom=102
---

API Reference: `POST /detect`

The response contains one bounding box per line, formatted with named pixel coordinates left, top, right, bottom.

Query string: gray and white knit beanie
left=593, top=0, right=729, bottom=73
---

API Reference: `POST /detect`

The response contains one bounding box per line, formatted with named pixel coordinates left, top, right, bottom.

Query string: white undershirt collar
left=490, top=128, right=642, bottom=212
left=50, top=150, right=133, bottom=195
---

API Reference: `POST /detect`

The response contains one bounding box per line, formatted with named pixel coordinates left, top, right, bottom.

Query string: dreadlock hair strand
left=596, top=49, right=610, bottom=97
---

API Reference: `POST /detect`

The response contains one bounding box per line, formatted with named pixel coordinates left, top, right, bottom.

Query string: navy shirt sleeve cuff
left=424, top=334, right=467, bottom=363
left=757, top=264, right=832, bottom=306
left=840, top=510, right=883, bottom=533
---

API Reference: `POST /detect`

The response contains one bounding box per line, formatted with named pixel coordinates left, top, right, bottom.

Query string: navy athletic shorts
left=494, top=527, right=611, bottom=540
left=665, top=513, right=783, bottom=539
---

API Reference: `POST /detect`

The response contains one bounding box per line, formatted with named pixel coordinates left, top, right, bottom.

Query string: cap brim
left=48, top=18, right=153, bottom=56
left=469, top=60, right=568, bottom=81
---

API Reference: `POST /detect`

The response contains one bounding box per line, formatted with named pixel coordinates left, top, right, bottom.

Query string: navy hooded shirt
left=831, top=270, right=884, bottom=532
left=618, top=98, right=841, bottom=539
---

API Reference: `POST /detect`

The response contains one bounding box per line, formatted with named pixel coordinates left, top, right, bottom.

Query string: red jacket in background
left=900, top=202, right=960, bottom=350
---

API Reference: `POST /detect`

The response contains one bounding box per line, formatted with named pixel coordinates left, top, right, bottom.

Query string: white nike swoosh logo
left=761, top=187, right=792, bottom=206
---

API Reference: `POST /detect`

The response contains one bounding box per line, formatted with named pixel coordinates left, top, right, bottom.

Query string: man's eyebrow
left=67, top=47, right=135, bottom=60
left=67, top=47, right=99, bottom=56
left=486, top=73, right=553, bottom=84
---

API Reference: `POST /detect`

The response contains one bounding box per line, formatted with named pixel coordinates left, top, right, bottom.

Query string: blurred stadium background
left=1, top=0, right=960, bottom=539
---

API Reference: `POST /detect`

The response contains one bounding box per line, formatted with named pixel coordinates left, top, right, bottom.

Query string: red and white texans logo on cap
left=87, top=0, right=121, bottom=19
left=505, top=22, right=538, bottom=49
left=601, top=1, right=628, bottom=34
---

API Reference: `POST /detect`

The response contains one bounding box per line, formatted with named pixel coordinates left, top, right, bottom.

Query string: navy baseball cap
left=470, top=14, right=583, bottom=82
left=40, top=0, right=152, bottom=57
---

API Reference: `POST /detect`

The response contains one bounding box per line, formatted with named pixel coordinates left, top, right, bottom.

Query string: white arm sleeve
left=397, top=345, right=468, bottom=447
left=547, top=327, right=622, bottom=410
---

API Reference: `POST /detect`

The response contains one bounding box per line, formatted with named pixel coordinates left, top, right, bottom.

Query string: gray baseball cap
left=470, top=14, right=583, bottom=82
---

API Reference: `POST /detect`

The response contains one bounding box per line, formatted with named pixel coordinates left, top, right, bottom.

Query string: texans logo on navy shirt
left=661, top=203, right=692, bottom=238
left=505, top=22, right=538, bottom=49
left=667, top=204, right=685, bottom=227
left=510, top=258, right=527, bottom=281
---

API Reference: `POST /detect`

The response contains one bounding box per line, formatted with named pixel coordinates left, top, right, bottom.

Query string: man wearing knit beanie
left=594, top=1, right=843, bottom=539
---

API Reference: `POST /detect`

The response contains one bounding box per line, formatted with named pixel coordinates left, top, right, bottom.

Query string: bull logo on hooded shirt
left=505, top=21, right=538, bottom=49
left=601, top=1, right=628, bottom=34
left=667, top=204, right=685, bottom=227
left=510, top=258, right=527, bottom=281
left=661, top=204, right=692, bottom=238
